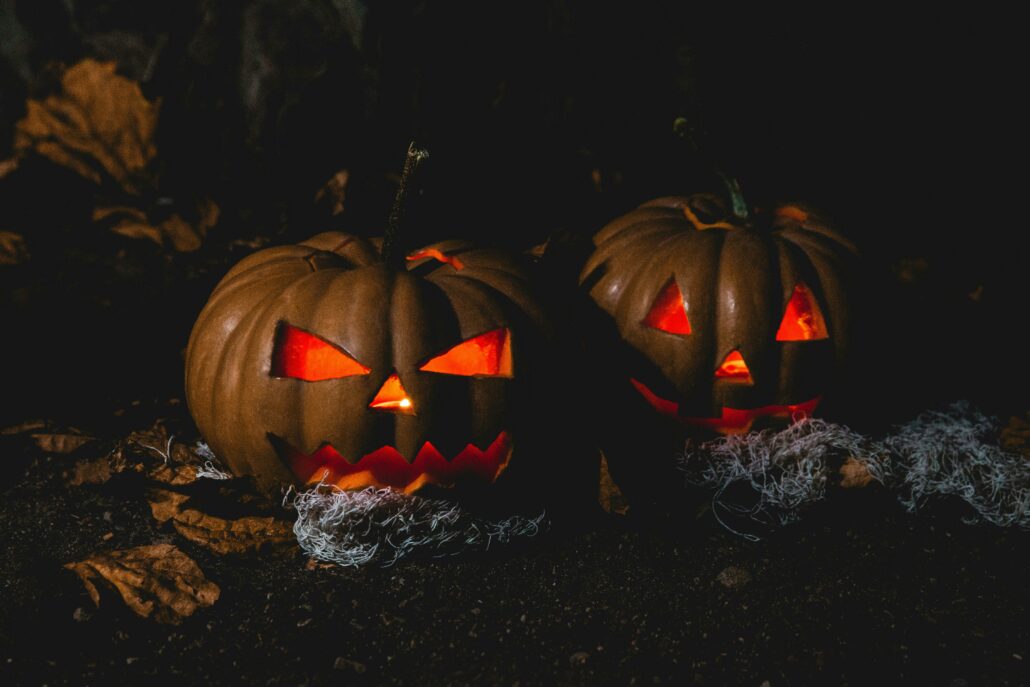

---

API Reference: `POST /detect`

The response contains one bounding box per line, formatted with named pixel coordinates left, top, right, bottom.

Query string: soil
left=0, top=421, right=1027, bottom=686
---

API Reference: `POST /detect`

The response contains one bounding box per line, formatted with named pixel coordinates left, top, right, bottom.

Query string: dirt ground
left=0, top=416, right=1027, bottom=686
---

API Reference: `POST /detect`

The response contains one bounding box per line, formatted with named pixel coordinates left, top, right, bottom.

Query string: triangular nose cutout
left=369, top=373, right=415, bottom=414
left=714, top=350, right=754, bottom=385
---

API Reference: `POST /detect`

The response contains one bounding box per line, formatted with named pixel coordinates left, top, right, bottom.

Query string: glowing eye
left=419, top=328, right=513, bottom=377
left=643, top=279, right=692, bottom=334
left=271, top=323, right=370, bottom=381
left=776, top=283, right=829, bottom=341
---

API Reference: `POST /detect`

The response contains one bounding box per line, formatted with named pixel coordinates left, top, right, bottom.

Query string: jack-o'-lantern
left=578, top=190, right=857, bottom=508
left=185, top=232, right=555, bottom=495
left=184, top=146, right=583, bottom=503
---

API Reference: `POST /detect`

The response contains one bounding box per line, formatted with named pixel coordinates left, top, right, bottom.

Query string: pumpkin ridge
left=436, top=269, right=546, bottom=333
left=208, top=249, right=314, bottom=300
left=204, top=273, right=299, bottom=478
left=784, top=234, right=848, bottom=362
left=243, top=270, right=340, bottom=475
left=593, top=207, right=683, bottom=246
left=595, top=223, right=683, bottom=294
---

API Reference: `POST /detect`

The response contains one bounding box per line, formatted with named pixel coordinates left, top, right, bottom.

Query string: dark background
left=1, top=5, right=1028, bottom=686
left=1, top=1, right=1026, bottom=425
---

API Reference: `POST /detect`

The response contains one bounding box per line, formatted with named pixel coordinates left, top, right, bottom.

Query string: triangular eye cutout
left=419, top=328, right=513, bottom=377
left=776, top=283, right=829, bottom=341
left=369, top=373, right=415, bottom=414
left=643, top=279, right=692, bottom=335
left=271, top=323, right=370, bottom=381
left=714, top=350, right=753, bottom=385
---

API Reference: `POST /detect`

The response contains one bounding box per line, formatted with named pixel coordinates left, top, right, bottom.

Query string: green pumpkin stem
left=673, top=117, right=749, bottom=220
left=382, top=142, right=430, bottom=268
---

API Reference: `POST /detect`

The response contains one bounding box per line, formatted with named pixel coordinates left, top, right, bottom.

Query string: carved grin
left=630, top=378, right=821, bottom=435
left=269, top=431, right=513, bottom=493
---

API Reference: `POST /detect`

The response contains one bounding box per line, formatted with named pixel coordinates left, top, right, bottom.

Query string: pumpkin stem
left=382, top=142, right=429, bottom=267
left=673, top=117, right=749, bottom=220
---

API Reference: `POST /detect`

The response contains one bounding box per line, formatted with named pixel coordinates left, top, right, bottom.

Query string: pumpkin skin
left=185, top=232, right=554, bottom=496
left=578, top=193, right=857, bottom=507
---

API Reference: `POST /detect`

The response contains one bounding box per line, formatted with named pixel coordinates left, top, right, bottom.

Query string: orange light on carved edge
left=407, top=248, right=465, bottom=270
left=643, top=279, right=692, bottom=334
left=271, top=323, right=370, bottom=381
left=420, top=328, right=513, bottom=377
left=776, top=283, right=829, bottom=341
left=369, top=373, right=415, bottom=414
left=714, top=350, right=753, bottom=384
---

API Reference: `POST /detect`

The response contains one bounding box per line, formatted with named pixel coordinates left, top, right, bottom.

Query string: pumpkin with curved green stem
left=578, top=186, right=858, bottom=509
left=582, top=192, right=855, bottom=434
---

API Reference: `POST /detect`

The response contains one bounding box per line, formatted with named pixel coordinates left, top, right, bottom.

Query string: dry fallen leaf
left=69, top=456, right=114, bottom=486
left=15, top=60, right=158, bottom=195
left=64, top=543, right=220, bottom=625
left=0, top=419, right=48, bottom=435
left=839, top=457, right=875, bottom=489
left=0, top=230, right=30, bottom=265
left=147, top=488, right=296, bottom=555
left=0, top=157, right=18, bottom=179
left=93, top=202, right=216, bottom=252
left=32, top=432, right=96, bottom=454
left=1001, top=413, right=1030, bottom=458
left=148, top=489, right=191, bottom=523
left=598, top=453, right=629, bottom=516
left=159, top=214, right=203, bottom=252
left=315, top=169, right=349, bottom=216
left=148, top=463, right=199, bottom=486
left=171, top=508, right=296, bottom=555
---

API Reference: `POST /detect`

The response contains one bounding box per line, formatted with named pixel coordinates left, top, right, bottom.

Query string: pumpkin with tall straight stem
left=186, top=144, right=584, bottom=507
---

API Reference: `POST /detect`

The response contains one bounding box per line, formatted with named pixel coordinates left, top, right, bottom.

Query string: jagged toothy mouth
left=630, top=378, right=821, bottom=435
left=269, top=431, right=513, bottom=493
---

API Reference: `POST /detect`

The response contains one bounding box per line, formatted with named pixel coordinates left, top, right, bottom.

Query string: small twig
left=381, top=142, right=430, bottom=268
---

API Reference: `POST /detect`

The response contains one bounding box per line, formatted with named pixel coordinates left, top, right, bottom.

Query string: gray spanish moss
left=285, top=483, right=547, bottom=567
left=193, top=442, right=232, bottom=480
left=679, top=402, right=1029, bottom=538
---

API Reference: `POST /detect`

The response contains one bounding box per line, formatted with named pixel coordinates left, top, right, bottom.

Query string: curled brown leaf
left=93, top=203, right=215, bottom=252
left=32, top=432, right=96, bottom=454
left=171, top=508, right=296, bottom=555
left=838, top=457, right=875, bottom=489
left=148, top=489, right=191, bottom=523
left=0, top=230, right=30, bottom=265
left=64, top=543, right=220, bottom=625
left=15, top=60, right=158, bottom=195
left=147, top=488, right=296, bottom=555
left=315, top=169, right=349, bottom=216
left=598, top=453, right=629, bottom=516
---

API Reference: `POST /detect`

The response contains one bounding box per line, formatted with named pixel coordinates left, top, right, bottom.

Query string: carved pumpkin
left=581, top=193, right=855, bottom=434
left=185, top=232, right=555, bottom=495
left=578, top=192, right=857, bottom=509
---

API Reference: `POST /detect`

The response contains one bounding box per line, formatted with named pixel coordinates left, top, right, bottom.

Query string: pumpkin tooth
left=269, top=431, right=512, bottom=491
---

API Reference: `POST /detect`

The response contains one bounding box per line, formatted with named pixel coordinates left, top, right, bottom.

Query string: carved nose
left=715, top=350, right=753, bottom=385
left=369, top=373, right=415, bottom=414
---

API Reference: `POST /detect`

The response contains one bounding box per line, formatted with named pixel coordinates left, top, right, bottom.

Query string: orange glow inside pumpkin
left=643, top=279, right=692, bottom=334
left=629, top=378, right=821, bottom=434
left=714, top=350, right=753, bottom=384
left=273, top=430, right=513, bottom=493
left=369, top=373, right=415, bottom=414
left=776, top=283, right=829, bottom=341
left=271, top=323, right=370, bottom=381
left=419, top=328, right=513, bottom=377
left=775, top=205, right=809, bottom=222
left=406, top=248, right=465, bottom=270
